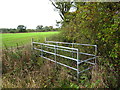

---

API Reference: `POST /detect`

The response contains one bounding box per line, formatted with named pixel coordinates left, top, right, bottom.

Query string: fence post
left=54, top=45, right=57, bottom=67
left=41, top=44, right=43, bottom=57
left=16, top=43, right=18, bottom=49
left=95, top=45, right=97, bottom=65
left=72, top=43, right=74, bottom=58
left=56, top=42, right=58, bottom=53
left=31, top=38, right=34, bottom=50
left=45, top=37, right=46, bottom=42
left=77, top=49, right=79, bottom=81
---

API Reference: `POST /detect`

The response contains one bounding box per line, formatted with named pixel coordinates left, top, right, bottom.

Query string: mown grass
left=1, top=31, right=59, bottom=48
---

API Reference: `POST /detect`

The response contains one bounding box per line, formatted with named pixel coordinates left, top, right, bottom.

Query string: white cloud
left=0, top=0, right=61, bottom=29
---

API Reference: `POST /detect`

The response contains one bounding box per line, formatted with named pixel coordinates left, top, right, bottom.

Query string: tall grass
left=2, top=44, right=118, bottom=88
left=2, top=32, right=119, bottom=88
left=2, top=44, right=79, bottom=88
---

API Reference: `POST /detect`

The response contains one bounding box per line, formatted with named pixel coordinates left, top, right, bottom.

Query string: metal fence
left=32, top=38, right=97, bottom=81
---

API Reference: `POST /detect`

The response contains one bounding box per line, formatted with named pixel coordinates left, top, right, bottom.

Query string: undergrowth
left=2, top=44, right=119, bottom=88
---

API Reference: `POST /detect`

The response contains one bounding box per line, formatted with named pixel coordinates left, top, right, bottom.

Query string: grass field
left=1, top=31, right=59, bottom=48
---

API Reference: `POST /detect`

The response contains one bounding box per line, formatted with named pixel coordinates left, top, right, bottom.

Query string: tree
left=17, top=25, right=27, bottom=32
left=50, top=2, right=120, bottom=87
left=59, top=2, right=120, bottom=75
left=43, top=26, right=50, bottom=32
left=36, top=25, right=43, bottom=30
left=66, top=2, right=119, bottom=52
left=50, top=0, right=72, bottom=20
left=49, top=26, right=53, bottom=31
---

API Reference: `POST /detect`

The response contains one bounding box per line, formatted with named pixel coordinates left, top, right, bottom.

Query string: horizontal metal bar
left=80, top=60, right=95, bottom=65
left=56, top=45, right=78, bottom=50
left=33, top=42, right=96, bottom=56
left=85, top=61, right=96, bottom=65
left=34, top=47, right=77, bottom=61
left=45, top=46, right=76, bottom=52
left=34, top=47, right=96, bottom=64
left=56, top=54, right=77, bottom=61
left=40, top=55, right=77, bottom=71
left=79, top=52, right=95, bottom=56
left=34, top=47, right=96, bottom=63
left=34, top=47, right=41, bottom=50
left=45, top=46, right=95, bottom=57
left=34, top=48, right=55, bottom=55
left=33, top=42, right=55, bottom=47
left=42, top=50, right=55, bottom=55
left=78, top=57, right=96, bottom=64
left=33, top=42, right=43, bottom=44
left=33, top=42, right=78, bottom=50
left=46, top=41, right=96, bottom=47
left=46, top=41, right=69, bottom=44
left=78, top=66, right=93, bottom=74
left=75, top=43, right=96, bottom=47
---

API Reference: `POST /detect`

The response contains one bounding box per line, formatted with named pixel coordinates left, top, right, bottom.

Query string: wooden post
left=45, top=37, right=46, bottom=42
left=16, top=43, right=18, bottom=49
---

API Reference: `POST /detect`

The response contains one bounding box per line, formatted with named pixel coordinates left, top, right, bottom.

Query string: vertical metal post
left=72, top=43, right=74, bottom=58
left=54, top=45, right=57, bottom=67
left=94, top=45, right=97, bottom=79
left=41, top=44, right=43, bottom=56
left=95, top=45, right=97, bottom=65
left=77, top=49, right=79, bottom=81
left=56, top=42, right=58, bottom=54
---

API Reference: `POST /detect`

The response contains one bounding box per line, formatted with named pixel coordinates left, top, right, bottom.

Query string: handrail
left=33, top=42, right=78, bottom=50
left=45, top=41, right=97, bottom=47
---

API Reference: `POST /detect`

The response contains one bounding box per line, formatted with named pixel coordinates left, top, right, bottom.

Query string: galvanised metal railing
left=45, top=38, right=97, bottom=66
left=32, top=38, right=97, bottom=81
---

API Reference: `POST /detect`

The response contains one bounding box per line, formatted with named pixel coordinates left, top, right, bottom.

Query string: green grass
left=1, top=31, right=59, bottom=48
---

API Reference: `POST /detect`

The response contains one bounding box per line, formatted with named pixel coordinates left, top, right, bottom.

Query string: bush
left=9, top=30, right=16, bottom=33
left=54, top=2, right=120, bottom=88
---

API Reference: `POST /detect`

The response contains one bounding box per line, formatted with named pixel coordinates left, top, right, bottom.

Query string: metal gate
left=32, top=38, right=97, bottom=81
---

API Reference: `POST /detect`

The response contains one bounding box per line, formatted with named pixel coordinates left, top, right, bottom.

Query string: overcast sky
left=0, top=0, right=61, bottom=29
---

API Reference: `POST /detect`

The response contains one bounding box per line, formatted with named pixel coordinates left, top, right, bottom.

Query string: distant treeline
left=0, top=25, right=59, bottom=33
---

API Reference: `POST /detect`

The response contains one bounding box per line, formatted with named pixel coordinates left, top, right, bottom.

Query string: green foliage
left=0, top=28, right=17, bottom=33
left=52, top=2, right=120, bottom=88
left=69, top=83, right=79, bottom=88
left=9, top=30, right=16, bottom=33
left=17, top=25, right=27, bottom=32
left=2, top=2, right=120, bottom=88
left=0, top=26, right=58, bottom=33
left=36, top=25, right=57, bottom=32
left=36, top=25, right=43, bottom=30
left=59, top=2, right=120, bottom=68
